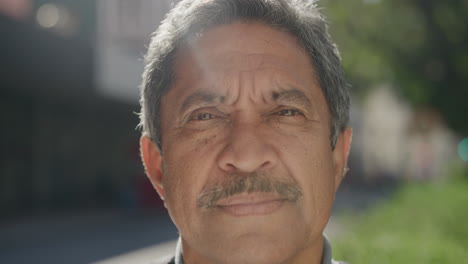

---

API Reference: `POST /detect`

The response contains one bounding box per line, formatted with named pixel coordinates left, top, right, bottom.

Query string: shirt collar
left=173, top=235, right=335, bottom=264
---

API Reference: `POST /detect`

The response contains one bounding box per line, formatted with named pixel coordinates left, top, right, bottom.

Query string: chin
left=214, top=239, right=291, bottom=264
left=185, top=206, right=319, bottom=264
left=205, top=228, right=309, bottom=264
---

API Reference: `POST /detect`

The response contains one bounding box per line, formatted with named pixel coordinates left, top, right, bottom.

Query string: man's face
left=141, top=22, right=351, bottom=264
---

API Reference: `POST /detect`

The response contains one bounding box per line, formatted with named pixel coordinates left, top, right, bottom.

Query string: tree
left=324, top=0, right=468, bottom=135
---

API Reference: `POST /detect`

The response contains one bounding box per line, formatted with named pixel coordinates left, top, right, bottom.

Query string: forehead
left=158, top=21, right=329, bottom=121
left=173, top=22, right=316, bottom=85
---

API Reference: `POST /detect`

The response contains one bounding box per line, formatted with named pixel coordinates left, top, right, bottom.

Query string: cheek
left=297, top=136, right=336, bottom=196
left=160, top=148, right=200, bottom=220
left=160, top=132, right=222, bottom=224
left=277, top=130, right=336, bottom=214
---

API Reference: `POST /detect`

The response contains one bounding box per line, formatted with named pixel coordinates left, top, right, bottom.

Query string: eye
left=190, top=112, right=217, bottom=121
left=276, top=109, right=304, bottom=116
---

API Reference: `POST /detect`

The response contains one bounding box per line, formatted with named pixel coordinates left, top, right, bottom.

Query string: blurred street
left=0, top=209, right=178, bottom=264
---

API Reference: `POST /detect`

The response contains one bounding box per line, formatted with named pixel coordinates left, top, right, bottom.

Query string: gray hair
left=139, top=0, right=350, bottom=150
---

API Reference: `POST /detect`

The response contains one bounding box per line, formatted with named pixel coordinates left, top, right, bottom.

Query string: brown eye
left=192, top=112, right=216, bottom=121
left=277, top=109, right=304, bottom=116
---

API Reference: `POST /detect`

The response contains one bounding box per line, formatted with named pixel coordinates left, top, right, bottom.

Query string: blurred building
left=96, top=0, right=173, bottom=102
left=0, top=0, right=172, bottom=216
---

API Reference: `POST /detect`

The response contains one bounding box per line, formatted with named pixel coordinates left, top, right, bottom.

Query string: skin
left=141, top=22, right=352, bottom=264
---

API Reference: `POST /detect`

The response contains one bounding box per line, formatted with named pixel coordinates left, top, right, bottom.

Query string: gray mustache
left=197, top=172, right=303, bottom=208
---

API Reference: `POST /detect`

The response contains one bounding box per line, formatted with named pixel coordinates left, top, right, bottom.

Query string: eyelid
left=186, top=107, right=225, bottom=122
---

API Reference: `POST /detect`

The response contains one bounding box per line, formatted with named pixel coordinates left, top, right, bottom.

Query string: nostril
left=258, top=160, right=271, bottom=169
left=217, top=147, right=277, bottom=173
left=222, top=162, right=237, bottom=173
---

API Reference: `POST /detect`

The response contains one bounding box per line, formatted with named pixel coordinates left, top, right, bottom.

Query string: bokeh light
left=458, top=138, right=468, bottom=161
left=36, top=3, right=59, bottom=28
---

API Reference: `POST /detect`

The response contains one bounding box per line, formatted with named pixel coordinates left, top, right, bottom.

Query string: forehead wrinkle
left=212, top=52, right=289, bottom=73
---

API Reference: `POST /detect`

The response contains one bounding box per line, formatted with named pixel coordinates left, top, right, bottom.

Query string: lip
left=215, top=193, right=286, bottom=216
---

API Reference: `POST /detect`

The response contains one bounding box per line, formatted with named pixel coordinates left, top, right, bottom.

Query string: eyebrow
left=180, top=90, right=225, bottom=114
left=272, top=88, right=313, bottom=109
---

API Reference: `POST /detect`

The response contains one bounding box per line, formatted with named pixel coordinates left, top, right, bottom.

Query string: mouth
left=215, top=192, right=287, bottom=216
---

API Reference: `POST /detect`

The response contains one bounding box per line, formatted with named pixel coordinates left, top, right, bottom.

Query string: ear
left=140, top=135, right=165, bottom=200
left=332, top=127, right=352, bottom=191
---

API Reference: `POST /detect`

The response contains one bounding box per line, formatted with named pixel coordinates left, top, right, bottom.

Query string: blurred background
left=0, top=0, right=467, bottom=263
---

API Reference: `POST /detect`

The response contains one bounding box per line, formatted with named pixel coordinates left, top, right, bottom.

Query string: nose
left=216, top=123, right=278, bottom=173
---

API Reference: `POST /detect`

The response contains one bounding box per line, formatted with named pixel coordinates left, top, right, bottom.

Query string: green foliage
left=332, top=179, right=468, bottom=263
left=322, top=0, right=468, bottom=135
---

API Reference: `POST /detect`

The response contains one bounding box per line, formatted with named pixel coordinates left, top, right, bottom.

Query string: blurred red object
left=0, top=0, right=32, bottom=21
